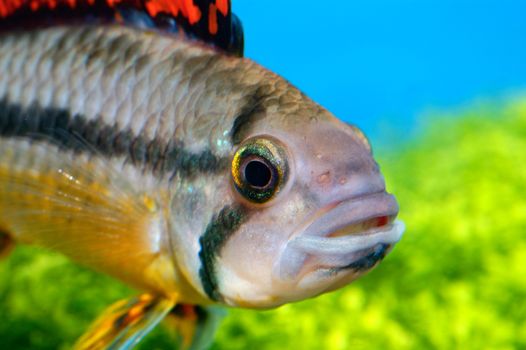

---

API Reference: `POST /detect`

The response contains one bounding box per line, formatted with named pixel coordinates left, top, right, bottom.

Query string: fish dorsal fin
left=0, top=0, right=244, bottom=56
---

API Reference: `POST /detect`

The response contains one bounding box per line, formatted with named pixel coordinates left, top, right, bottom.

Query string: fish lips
left=275, top=192, right=404, bottom=282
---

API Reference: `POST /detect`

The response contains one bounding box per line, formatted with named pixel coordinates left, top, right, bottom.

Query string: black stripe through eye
left=230, top=87, right=271, bottom=145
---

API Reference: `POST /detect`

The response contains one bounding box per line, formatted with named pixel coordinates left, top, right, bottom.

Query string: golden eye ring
left=231, top=136, right=288, bottom=203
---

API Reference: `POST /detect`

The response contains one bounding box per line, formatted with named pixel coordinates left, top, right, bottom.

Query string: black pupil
left=244, top=160, right=272, bottom=188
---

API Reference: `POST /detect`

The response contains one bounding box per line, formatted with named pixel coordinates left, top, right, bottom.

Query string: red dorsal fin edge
left=0, top=0, right=244, bottom=56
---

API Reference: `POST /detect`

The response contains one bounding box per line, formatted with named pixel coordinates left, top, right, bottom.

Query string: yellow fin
left=74, top=293, right=177, bottom=350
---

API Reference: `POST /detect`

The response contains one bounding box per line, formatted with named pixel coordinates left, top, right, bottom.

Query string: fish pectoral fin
left=74, top=293, right=176, bottom=350
left=165, top=304, right=226, bottom=350
left=0, top=230, right=14, bottom=259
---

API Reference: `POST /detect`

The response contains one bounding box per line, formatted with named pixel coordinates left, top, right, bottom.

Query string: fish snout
left=274, top=192, right=403, bottom=282
left=296, top=122, right=385, bottom=204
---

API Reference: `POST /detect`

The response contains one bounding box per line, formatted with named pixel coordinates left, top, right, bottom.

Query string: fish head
left=167, top=65, right=403, bottom=308
left=207, top=89, right=403, bottom=308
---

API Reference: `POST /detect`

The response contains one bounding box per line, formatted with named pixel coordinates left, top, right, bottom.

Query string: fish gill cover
left=1, top=97, right=525, bottom=349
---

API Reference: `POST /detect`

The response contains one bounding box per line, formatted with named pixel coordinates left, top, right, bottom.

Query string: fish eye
left=232, top=137, right=288, bottom=203
left=244, top=158, right=272, bottom=188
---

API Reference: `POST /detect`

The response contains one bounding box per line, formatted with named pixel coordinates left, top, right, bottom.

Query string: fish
left=0, top=0, right=405, bottom=348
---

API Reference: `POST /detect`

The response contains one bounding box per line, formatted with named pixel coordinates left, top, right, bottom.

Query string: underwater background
left=1, top=0, right=525, bottom=349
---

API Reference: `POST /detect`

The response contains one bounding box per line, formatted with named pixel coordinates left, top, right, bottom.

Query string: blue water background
left=234, top=0, right=526, bottom=142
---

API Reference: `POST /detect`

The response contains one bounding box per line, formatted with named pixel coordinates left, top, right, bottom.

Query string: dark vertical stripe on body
left=198, top=205, right=247, bottom=301
left=0, top=97, right=228, bottom=177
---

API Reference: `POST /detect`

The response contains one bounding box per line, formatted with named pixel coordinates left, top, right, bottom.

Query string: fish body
left=0, top=1, right=404, bottom=348
left=0, top=24, right=257, bottom=303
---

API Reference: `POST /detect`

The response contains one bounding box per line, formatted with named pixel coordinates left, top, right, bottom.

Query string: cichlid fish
left=0, top=0, right=405, bottom=348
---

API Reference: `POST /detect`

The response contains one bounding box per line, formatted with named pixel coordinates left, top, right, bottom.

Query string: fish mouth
left=276, top=192, right=405, bottom=281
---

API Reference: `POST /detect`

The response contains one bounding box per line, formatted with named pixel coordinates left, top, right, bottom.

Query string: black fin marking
left=74, top=294, right=176, bottom=350
left=166, top=304, right=225, bottom=349
left=0, top=230, right=13, bottom=259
